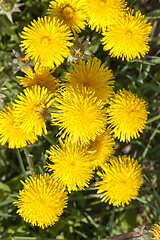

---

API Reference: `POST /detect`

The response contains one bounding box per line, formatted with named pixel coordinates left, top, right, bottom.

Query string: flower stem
left=147, top=114, right=160, bottom=124
left=42, top=133, right=57, bottom=145
left=23, top=147, right=36, bottom=175
left=16, top=149, right=27, bottom=179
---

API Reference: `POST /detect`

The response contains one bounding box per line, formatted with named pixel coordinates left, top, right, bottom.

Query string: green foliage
left=0, top=0, right=160, bottom=239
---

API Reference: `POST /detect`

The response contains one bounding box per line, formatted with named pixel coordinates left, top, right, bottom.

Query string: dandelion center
left=126, top=30, right=132, bottom=38
left=41, top=36, right=51, bottom=47
left=61, top=5, right=75, bottom=20
left=13, top=121, right=21, bottom=129
left=100, top=0, right=106, bottom=7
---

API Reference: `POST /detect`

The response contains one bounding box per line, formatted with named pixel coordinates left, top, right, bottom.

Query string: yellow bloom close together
left=13, top=173, right=68, bottom=228
left=51, top=85, right=107, bottom=145
left=14, top=85, right=54, bottom=136
left=96, top=155, right=143, bottom=207
left=150, top=222, right=160, bottom=239
left=87, top=129, right=115, bottom=168
left=83, top=0, right=127, bottom=32
left=101, top=9, right=152, bottom=61
left=47, top=0, right=87, bottom=34
left=0, top=103, right=37, bottom=149
left=107, top=89, right=148, bottom=142
left=64, top=57, right=114, bottom=103
left=20, top=16, right=73, bottom=68
left=18, top=66, right=59, bottom=92
left=46, top=139, right=94, bottom=193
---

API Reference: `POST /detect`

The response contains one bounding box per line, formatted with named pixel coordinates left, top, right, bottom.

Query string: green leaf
left=0, top=181, right=11, bottom=192
left=145, top=9, right=160, bottom=20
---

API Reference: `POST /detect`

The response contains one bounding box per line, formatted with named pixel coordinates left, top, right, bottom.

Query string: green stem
left=42, top=133, right=57, bottom=145
left=23, top=147, right=36, bottom=175
left=16, top=149, right=27, bottom=179
left=142, top=122, right=160, bottom=160
left=147, top=114, right=160, bottom=124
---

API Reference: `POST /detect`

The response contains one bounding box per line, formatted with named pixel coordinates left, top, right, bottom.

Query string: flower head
left=101, top=9, right=152, bottom=61
left=0, top=103, right=37, bottom=148
left=51, top=85, right=107, bottom=145
left=95, top=155, right=143, bottom=207
left=17, top=65, right=59, bottom=92
left=14, top=85, right=54, bottom=136
left=47, top=0, right=87, bottom=34
left=13, top=173, right=68, bottom=228
left=46, top=138, right=94, bottom=193
left=87, top=129, right=115, bottom=168
left=64, top=57, right=114, bottom=103
left=150, top=222, right=160, bottom=239
left=20, top=16, right=73, bottom=68
left=83, top=0, right=127, bottom=32
left=107, top=89, right=148, bottom=142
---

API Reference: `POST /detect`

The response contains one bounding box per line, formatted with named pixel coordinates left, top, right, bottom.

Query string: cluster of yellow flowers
left=0, top=0, right=152, bottom=229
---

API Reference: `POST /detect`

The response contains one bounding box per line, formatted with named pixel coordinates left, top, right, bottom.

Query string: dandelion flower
left=83, top=0, right=127, bottom=32
left=107, top=88, right=148, bottom=142
left=47, top=0, right=87, bottom=34
left=0, top=103, right=37, bottom=148
left=87, top=129, right=115, bottom=168
left=46, top=138, right=94, bottom=193
left=13, top=173, right=68, bottom=228
left=14, top=85, right=54, bottom=136
left=95, top=155, right=143, bottom=207
left=150, top=222, right=160, bottom=239
left=20, top=16, right=73, bottom=68
left=101, top=9, right=152, bottom=61
left=51, top=85, right=107, bottom=145
left=17, top=66, right=59, bottom=92
left=64, top=57, right=114, bottom=103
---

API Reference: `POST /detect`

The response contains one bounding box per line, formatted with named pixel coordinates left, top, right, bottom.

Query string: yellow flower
left=0, top=103, right=37, bottom=149
left=14, top=85, right=54, bottom=136
left=107, top=88, right=148, bottom=142
left=83, top=0, right=127, bottom=32
left=13, top=173, right=68, bottom=228
left=95, top=155, right=143, bottom=207
left=101, top=9, right=152, bottom=61
left=51, top=85, right=107, bottom=145
left=20, top=16, right=73, bottom=68
left=87, top=129, right=115, bottom=168
left=46, top=138, right=94, bottom=193
left=150, top=222, right=160, bottom=239
left=47, top=0, right=87, bottom=34
left=17, top=66, right=59, bottom=92
left=64, top=57, right=114, bottom=103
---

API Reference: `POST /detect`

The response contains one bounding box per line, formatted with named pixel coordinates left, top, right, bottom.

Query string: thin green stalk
left=147, top=114, right=160, bottom=124
left=16, top=149, right=27, bottom=179
left=23, top=147, right=36, bottom=175
left=42, top=133, right=57, bottom=145
left=142, top=122, right=160, bottom=160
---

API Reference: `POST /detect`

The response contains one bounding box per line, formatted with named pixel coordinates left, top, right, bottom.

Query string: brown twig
left=101, top=231, right=139, bottom=240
